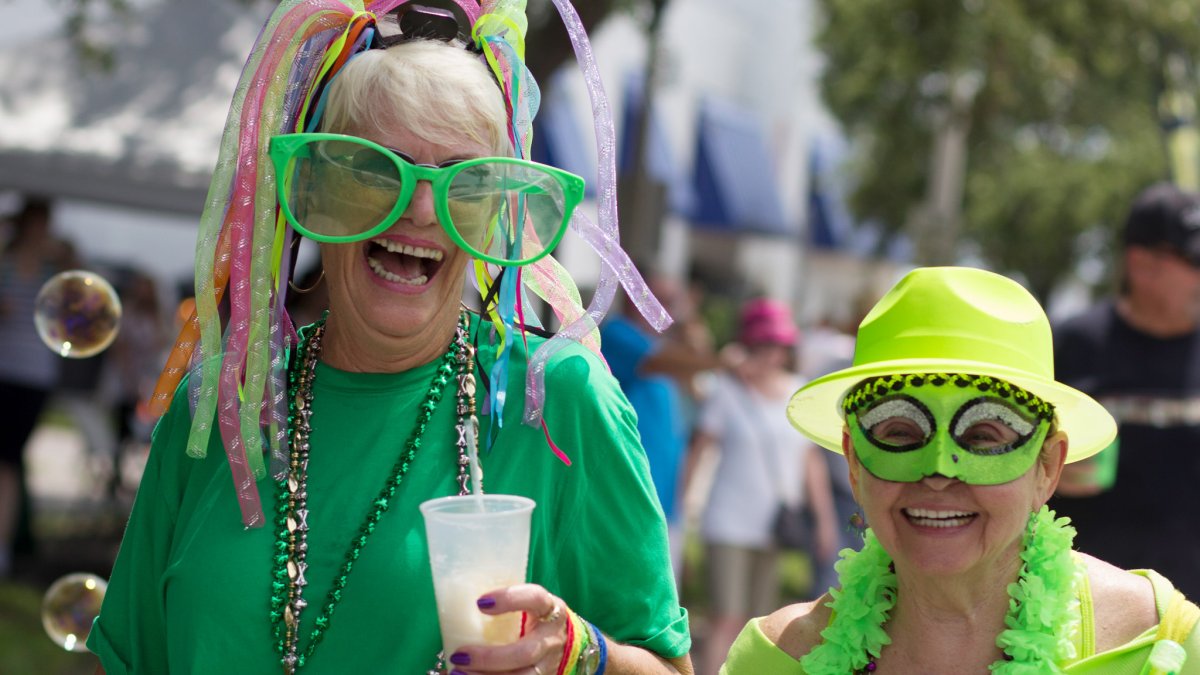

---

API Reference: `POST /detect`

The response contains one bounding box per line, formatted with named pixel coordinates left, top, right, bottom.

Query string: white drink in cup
left=420, top=494, right=536, bottom=656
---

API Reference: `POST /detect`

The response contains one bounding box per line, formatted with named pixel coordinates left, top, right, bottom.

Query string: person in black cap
left=1051, top=181, right=1200, bottom=599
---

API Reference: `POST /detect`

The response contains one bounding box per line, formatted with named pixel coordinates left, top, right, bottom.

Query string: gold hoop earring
left=289, top=269, right=324, bottom=294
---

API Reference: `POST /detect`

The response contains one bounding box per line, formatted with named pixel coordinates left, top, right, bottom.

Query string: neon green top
left=722, top=569, right=1200, bottom=674
left=88, top=320, right=690, bottom=673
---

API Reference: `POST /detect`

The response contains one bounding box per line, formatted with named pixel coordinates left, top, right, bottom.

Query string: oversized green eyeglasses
left=269, top=133, right=585, bottom=266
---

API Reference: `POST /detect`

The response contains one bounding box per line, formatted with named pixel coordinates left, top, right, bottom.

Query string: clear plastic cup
left=420, top=494, right=536, bottom=656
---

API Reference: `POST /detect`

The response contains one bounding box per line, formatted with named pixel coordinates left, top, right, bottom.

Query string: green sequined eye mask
left=841, top=374, right=1056, bottom=485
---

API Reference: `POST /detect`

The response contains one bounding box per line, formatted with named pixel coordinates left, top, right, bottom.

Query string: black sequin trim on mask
left=841, top=373, right=1055, bottom=424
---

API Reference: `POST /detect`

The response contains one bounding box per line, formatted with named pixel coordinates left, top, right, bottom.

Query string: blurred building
left=0, top=0, right=903, bottom=329
left=538, top=0, right=908, bottom=328
left=0, top=0, right=276, bottom=291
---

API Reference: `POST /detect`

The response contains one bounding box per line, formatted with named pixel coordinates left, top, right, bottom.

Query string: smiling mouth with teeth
left=902, top=507, right=978, bottom=529
left=365, top=237, right=446, bottom=286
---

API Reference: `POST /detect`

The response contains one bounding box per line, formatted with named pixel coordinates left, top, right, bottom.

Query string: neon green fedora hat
left=787, top=266, right=1116, bottom=463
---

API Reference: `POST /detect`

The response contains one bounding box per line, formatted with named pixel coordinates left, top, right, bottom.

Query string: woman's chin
left=903, top=550, right=979, bottom=578
left=338, top=264, right=463, bottom=335
left=891, top=517, right=986, bottom=576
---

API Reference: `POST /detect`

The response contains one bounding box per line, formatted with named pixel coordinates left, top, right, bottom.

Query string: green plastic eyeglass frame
left=268, top=132, right=586, bottom=267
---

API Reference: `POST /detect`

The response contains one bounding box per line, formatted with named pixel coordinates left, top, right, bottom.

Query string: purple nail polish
left=450, top=652, right=471, bottom=666
left=450, top=670, right=469, bottom=675
left=477, top=596, right=496, bottom=609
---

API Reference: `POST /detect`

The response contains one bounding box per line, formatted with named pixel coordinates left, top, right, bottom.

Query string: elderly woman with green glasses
left=88, top=3, right=691, bottom=674
left=722, top=267, right=1200, bottom=674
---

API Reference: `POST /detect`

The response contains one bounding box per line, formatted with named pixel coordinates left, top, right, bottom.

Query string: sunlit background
left=2, top=0, right=1199, bottom=671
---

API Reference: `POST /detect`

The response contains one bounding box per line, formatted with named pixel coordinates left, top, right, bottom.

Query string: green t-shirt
left=721, top=569, right=1198, bottom=674
left=89, top=321, right=690, bottom=673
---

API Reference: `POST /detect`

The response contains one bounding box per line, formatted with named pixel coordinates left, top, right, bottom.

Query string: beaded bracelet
left=587, top=620, right=607, bottom=675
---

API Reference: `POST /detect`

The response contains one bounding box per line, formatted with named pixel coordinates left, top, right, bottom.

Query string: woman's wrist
left=556, top=610, right=605, bottom=675
left=558, top=610, right=584, bottom=675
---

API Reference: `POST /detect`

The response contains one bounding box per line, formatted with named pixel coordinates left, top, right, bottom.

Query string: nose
left=921, top=474, right=958, bottom=491
left=403, top=181, right=438, bottom=228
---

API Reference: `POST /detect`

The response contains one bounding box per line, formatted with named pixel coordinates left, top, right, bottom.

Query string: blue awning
left=617, top=74, right=694, bottom=215
left=690, top=98, right=794, bottom=236
left=531, top=76, right=597, bottom=197
left=807, top=140, right=854, bottom=249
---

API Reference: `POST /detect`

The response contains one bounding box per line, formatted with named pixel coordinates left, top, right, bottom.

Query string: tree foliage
left=815, top=0, right=1200, bottom=298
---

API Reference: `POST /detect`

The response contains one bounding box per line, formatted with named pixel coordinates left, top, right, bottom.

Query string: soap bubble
left=42, top=572, right=108, bottom=652
left=33, top=270, right=122, bottom=358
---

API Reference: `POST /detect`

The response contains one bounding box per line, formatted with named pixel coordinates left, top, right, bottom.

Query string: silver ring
left=539, top=602, right=563, bottom=624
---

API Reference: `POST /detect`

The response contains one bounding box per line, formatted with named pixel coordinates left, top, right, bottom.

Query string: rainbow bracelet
left=557, top=610, right=589, bottom=675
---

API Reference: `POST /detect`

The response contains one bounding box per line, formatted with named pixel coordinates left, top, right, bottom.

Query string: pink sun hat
left=738, top=298, right=800, bottom=347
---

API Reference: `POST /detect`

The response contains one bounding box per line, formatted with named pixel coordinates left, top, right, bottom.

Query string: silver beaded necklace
left=271, top=311, right=481, bottom=673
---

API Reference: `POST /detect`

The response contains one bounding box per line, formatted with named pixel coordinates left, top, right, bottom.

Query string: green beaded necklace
left=270, top=312, right=473, bottom=673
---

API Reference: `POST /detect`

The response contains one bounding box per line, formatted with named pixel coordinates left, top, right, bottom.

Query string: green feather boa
left=800, top=506, right=1083, bottom=674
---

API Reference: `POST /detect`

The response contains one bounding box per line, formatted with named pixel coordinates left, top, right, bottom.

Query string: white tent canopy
left=0, top=0, right=271, bottom=214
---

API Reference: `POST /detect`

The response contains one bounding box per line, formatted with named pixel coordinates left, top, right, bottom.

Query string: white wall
left=55, top=201, right=198, bottom=290
left=53, top=199, right=320, bottom=301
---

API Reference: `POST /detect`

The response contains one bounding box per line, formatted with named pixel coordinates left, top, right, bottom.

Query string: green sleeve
left=721, top=618, right=805, bottom=674
left=540, top=348, right=692, bottom=659
left=86, top=392, right=188, bottom=674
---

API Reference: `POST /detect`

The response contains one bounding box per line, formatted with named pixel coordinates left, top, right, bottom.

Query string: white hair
left=321, top=40, right=511, bottom=156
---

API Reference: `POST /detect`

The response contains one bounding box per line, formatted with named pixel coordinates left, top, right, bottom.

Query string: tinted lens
left=858, top=395, right=935, bottom=452
left=445, top=161, right=567, bottom=263
left=283, top=139, right=403, bottom=239
left=950, top=398, right=1035, bottom=455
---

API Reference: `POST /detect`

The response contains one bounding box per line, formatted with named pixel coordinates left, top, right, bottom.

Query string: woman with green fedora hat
left=721, top=267, right=1200, bottom=674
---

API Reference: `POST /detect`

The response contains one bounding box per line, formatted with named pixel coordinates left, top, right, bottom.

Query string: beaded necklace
left=800, top=506, right=1082, bottom=675
left=270, top=311, right=478, bottom=673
